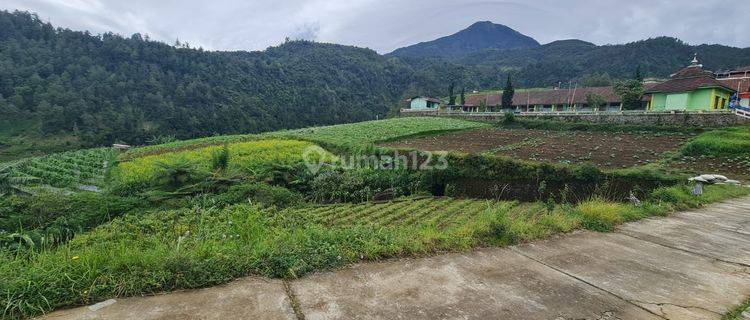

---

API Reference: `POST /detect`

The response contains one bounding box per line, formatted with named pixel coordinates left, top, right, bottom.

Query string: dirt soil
left=380, top=128, right=693, bottom=169
left=669, top=155, right=750, bottom=181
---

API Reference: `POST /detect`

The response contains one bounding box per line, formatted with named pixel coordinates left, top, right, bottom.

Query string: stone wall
left=399, top=109, right=750, bottom=127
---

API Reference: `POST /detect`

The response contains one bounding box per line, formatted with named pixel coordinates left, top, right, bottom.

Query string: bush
left=210, top=143, right=230, bottom=172
left=309, top=168, right=420, bottom=203
left=576, top=198, right=625, bottom=232
left=212, top=182, right=303, bottom=208
left=0, top=192, right=142, bottom=249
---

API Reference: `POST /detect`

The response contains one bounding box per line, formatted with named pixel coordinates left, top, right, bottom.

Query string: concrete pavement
left=39, top=197, right=750, bottom=320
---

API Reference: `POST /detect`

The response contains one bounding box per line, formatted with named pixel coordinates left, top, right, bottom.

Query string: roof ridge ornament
left=690, top=53, right=702, bottom=68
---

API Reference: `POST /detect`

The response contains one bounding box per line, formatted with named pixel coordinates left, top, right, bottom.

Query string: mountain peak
left=388, top=21, right=539, bottom=59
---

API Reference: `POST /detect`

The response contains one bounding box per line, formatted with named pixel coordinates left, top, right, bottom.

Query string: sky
left=1, top=0, right=748, bottom=53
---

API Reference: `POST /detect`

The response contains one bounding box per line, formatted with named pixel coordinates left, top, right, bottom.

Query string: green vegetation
left=724, top=298, right=750, bottom=320
left=2, top=116, right=749, bottom=319
left=3, top=10, right=750, bottom=160
left=680, top=126, right=750, bottom=157
left=499, top=118, right=702, bottom=135
left=115, top=139, right=332, bottom=192
left=0, top=163, right=38, bottom=195
left=2, top=184, right=746, bottom=318
left=271, top=117, right=488, bottom=149
left=3, top=148, right=116, bottom=189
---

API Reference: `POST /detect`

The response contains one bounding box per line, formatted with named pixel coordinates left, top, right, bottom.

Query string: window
left=721, top=98, right=726, bottom=109
left=713, top=96, right=720, bottom=109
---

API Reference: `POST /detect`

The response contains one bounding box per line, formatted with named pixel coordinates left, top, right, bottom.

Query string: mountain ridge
left=388, top=21, right=540, bottom=58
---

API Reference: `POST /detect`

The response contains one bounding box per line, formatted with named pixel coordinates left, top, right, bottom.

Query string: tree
left=0, top=164, right=39, bottom=196
left=579, top=73, right=613, bottom=87
left=585, top=93, right=606, bottom=111
left=634, top=65, right=643, bottom=82
left=460, top=87, right=466, bottom=106
left=501, top=75, right=515, bottom=110
left=448, top=82, right=456, bottom=105
left=613, top=80, right=645, bottom=110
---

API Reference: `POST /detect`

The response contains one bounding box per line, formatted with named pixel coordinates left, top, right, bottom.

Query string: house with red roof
left=460, top=86, right=651, bottom=112
left=645, top=55, right=735, bottom=111
left=717, top=66, right=750, bottom=108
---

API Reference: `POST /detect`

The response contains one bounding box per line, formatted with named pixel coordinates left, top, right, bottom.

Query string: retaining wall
left=399, top=109, right=750, bottom=127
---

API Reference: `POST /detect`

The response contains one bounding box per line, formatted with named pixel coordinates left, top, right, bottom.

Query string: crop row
left=122, top=117, right=487, bottom=158
left=9, top=148, right=116, bottom=188
left=297, top=197, right=510, bottom=229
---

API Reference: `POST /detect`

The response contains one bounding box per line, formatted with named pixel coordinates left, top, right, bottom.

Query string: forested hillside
left=2, top=10, right=749, bottom=160
left=0, top=11, right=424, bottom=159
left=455, top=37, right=750, bottom=87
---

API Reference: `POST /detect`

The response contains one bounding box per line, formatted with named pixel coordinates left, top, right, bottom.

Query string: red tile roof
left=719, top=78, right=750, bottom=93
left=463, top=85, right=654, bottom=107
left=645, top=65, right=734, bottom=94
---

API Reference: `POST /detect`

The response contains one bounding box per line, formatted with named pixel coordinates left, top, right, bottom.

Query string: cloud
left=1, top=0, right=747, bottom=53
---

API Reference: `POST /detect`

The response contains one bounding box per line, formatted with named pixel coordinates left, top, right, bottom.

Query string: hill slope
left=2, top=11, right=750, bottom=160
left=388, top=21, right=540, bottom=58
left=0, top=11, right=417, bottom=157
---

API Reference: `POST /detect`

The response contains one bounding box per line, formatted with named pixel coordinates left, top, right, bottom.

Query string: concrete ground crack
left=627, top=299, right=723, bottom=317
left=283, top=280, right=306, bottom=320
left=509, top=247, right=668, bottom=320
left=618, top=231, right=750, bottom=268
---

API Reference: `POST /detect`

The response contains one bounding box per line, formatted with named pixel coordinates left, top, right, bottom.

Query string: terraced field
left=7, top=148, right=116, bottom=188
left=297, top=197, right=515, bottom=229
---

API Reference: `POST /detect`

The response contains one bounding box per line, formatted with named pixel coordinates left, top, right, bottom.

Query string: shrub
left=309, top=168, right=419, bottom=203
left=210, top=143, right=230, bottom=172
left=212, top=182, right=303, bottom=209
left=576, top=198, right=625, bottom=232
left=0, top=192, right=142, bottom=249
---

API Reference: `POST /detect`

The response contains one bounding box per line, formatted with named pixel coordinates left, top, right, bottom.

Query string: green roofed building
left=646, top=54, right=735, bottom=111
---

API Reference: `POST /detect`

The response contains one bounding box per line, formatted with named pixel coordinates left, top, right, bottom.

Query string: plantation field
left=381, top=127, right=692, bottom=169
left=269, top=117, right=489, bottom=148
left=5, top=184, right=749, bottom=318
left=116, top=139, right=332, bottom=189
left=123, top=117, right=488, bottom=158
left=300, top=198, right=509, bottom=228
left=6, top=148, right=116, bottom=188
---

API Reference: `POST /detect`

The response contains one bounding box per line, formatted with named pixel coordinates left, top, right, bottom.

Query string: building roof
left=719, top=78, right=750, bottom=93
left=408, top=96, right=441, bottom=103
left=645, top=76, right=735, bottom=94
left=463, top=85, right=653, bottom=107
left=645, top=55, right=735, bottom=94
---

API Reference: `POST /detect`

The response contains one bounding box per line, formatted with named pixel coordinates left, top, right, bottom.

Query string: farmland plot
left=6, top=148, right=116, bottom=188
left=381, top=128, right=692, bottom=169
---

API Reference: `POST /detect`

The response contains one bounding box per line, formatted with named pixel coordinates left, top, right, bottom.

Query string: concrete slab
left=290, top=247, right=660, bottom=320
left=619, top=214, right=750, bottom=266
left=674, top=202, right=750, bottom=235
left=37, top=277, right=296, bottom=320
left=514, top=231, right=750, bottom=320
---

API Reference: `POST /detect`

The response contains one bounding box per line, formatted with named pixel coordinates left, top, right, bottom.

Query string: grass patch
left=680, top=125, right=750, bottom=157
left=269, top=117, right=488, bottom=148
left=724, top=297, right=750, bottom=320
left=3, top=184, right=747, bottom=319
left=122, top=117, right=488, bottom=159
left=114, top=139, right=333, bottom=192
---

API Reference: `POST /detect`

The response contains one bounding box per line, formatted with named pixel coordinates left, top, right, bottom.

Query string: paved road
left=40, top=197, right=750, bottom=320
